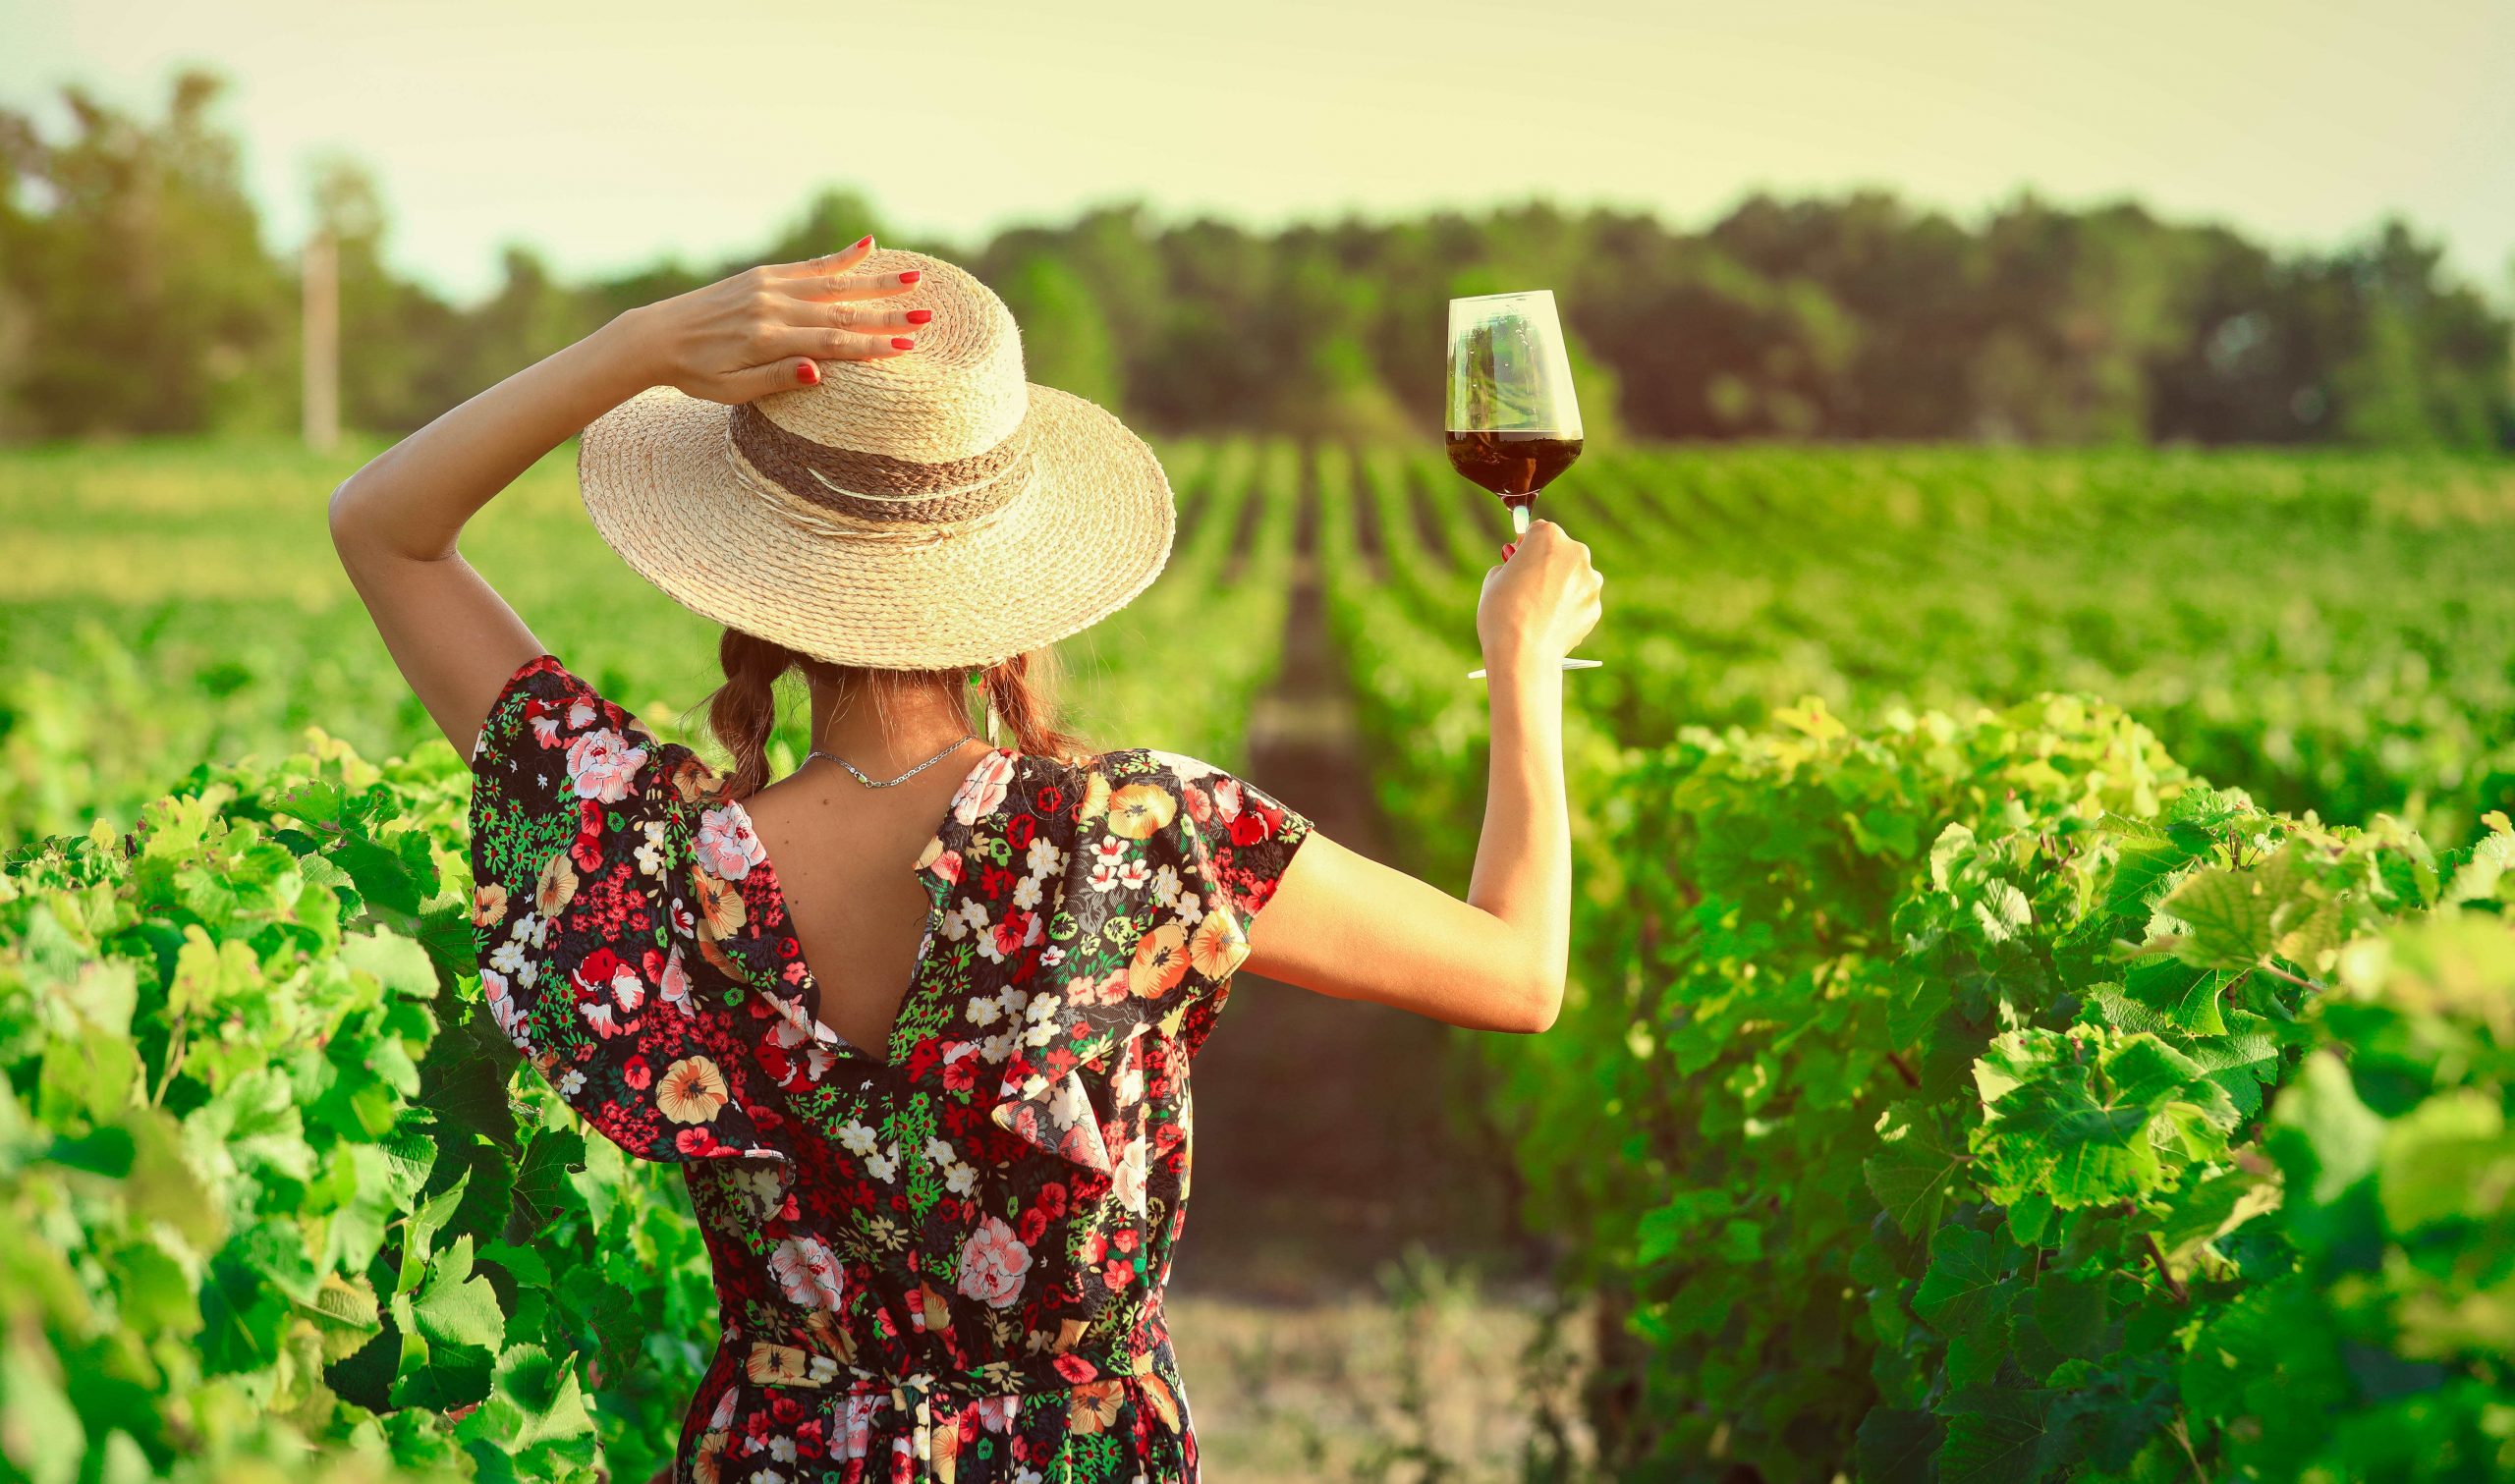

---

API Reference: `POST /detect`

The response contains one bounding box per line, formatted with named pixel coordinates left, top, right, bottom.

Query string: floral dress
left=468, top=655, right=1313, bottom=1483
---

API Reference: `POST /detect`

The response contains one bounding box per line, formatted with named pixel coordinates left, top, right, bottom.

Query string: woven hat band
left=730, top=402, right=1033, bottom=513
left=723, top=423, right=1033, bottom=551
left=725, top=402, right=1035, bottom=524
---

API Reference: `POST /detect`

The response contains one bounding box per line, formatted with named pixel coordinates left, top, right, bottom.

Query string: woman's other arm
left=326, top=237, right=920, bottom=755
left=1244, top=520, right=1602, bottom=1033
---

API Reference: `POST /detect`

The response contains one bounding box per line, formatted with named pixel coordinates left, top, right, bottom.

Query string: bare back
left=735, top=742, right=989, bottom=1056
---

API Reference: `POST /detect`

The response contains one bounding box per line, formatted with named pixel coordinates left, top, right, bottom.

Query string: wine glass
left=1448, top=289, right=1601, bottom=678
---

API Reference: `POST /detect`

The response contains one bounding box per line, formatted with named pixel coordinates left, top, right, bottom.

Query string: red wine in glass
left=1445, top=429, right=1584, bottom=517
left=1447, top=291, right=1599, bottom=676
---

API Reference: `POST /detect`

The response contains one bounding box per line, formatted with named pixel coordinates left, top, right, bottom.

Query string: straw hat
left=576, top=247, right=1174, bottom=671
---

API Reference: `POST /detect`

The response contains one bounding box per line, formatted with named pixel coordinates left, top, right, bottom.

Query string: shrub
left=0, top=734, right=712, bottom=1483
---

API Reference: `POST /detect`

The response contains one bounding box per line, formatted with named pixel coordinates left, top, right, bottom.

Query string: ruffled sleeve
left=467, top=653, right=793, bottom=1165
left=1146, top=748, right=1314, bottom=942
left=983, top=748, right=1313, bottom=1174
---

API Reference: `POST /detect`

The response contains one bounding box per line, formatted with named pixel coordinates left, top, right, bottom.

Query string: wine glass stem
left=1510, top=501, right=1532, bottom=536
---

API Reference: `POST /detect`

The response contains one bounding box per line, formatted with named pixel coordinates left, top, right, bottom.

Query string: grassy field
left=15, top=436, right=2511, bottom=852
left=0, top=436, right=1300, bottom=849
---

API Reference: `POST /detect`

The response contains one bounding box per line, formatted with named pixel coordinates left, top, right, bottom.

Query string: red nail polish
left=892, top=337, right=915, bottom=350
left=853, top=234, right=872, bottom=248
left=1502, top=542, right=1517, bottom=559
left=797, top=359, right=819, bottom=385
left=905, top=308, right=933, bottom=324
left=898, top=270, right=922, bottom=285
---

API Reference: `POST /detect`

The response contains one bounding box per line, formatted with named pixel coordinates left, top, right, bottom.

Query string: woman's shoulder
left=1058, top=745, right=1228, bottom=786
left=1034, top=746, right=1245, bottom=816
left=1029, top=745, right=1312, bottom=854
left=470, top=654, right=733, bottom=824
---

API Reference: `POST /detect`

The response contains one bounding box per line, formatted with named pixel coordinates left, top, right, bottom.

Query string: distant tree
left=1264, top=249, right=1411, bottom=440
left=1706, top=192, right=1981, bottom=437
left=995, top=251, right=1122, bottom=409
left=449, top=245, right=607, bottom=406
left=0, top=70, right=2508, bottom=450
left=1963, top=197, right=2188, bottom=444
left=2326, top=221, right=2508, bottom=450
left=1581, top=245, right=1856, bottom=439
left=754, top=186, right=892, bottom=271
left=1128, top=216, right=1274, bottom=432
left=0, top=109, right=44, bottom=441
left=0, top=68, right=291, bottom=438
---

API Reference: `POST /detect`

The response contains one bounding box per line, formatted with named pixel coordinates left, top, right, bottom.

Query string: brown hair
left=703, top=627, right=1093, bottom=799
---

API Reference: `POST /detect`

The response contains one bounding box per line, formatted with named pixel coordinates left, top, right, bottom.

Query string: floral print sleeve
left=468, top=654, right=794, bottom=1166
left=1143, top=748, right=1313, bottom=943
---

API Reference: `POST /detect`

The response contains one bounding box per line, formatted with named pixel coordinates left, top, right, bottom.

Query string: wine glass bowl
left=1447, top=290, right=1585, bottom=523
left=1447, top=290, right=1601, bottom=677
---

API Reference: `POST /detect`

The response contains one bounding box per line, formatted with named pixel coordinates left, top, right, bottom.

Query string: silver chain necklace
left=806, top=734, right=981, bottom=789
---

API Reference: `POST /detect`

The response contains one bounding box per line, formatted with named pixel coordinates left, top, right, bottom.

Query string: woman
left=329, top=238, right=1602, bottom=1483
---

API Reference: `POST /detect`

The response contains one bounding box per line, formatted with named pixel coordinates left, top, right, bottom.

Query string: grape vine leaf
left=2112, top=958, right=2228, bottom=1038
left=1937, top=1384, right=2060, bottom=1484
left=1915, top=1225, right=2015, bottom=1345
left=1866, top=1106, right=1968, bottom=1238
left=1856, top=1407, right=1942, bottom=1484
left=455, top=1345, right=597, bottom=1481
left=2159, top=865, right=2278, bottom=969
left=390, top=1234, right=506, bottom=1409
left=2266, top=1052, right=2384, bottom=1204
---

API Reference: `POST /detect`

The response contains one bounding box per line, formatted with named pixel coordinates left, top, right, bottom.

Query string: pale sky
left=7, top=0, right=2511, bottom=305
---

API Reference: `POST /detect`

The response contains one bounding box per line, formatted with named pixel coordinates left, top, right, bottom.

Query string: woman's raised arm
left=325, top=236, right=921, bottom=755
left=1244, top=520, right=1603, bottom=1033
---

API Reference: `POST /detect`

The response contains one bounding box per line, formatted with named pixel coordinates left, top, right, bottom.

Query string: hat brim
left=576, top=383, right=1175, bottom=670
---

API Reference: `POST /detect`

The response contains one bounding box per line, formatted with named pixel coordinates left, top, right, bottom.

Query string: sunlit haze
left=6, top=0, right=2511, bottom=304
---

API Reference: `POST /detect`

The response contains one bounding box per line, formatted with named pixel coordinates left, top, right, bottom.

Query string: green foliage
left=997, top=251, right=1126, bottom=411
left=1473, top=694, right=2515, bottom=1481
left=0, top=434, right=1296, bottom=847
left=0, top=735, right=714, bottom=1482
left=1311, top=441, right=2515, bottom=1472
left=2211, top=908, right=2515, bottom=1479
left=1065, top=440, right=1306, bottom=769
left=2, top=421, right=2511, bottom=1479
left=0, top=69, right=294, bottom=441
left=1570, top=443, right=2515, bottom=846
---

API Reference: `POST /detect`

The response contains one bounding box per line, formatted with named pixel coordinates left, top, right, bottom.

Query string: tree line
left=3, top=68, right=2507, bottom=449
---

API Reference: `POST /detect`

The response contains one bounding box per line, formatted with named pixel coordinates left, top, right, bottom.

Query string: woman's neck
left=804, top=678, right=986, bottom=777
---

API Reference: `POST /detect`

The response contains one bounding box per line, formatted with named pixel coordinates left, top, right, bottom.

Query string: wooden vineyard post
left=302, top=230, right=339, bottom=454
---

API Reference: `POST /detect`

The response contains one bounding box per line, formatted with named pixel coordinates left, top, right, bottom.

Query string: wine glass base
left=1467, top=658, right=1603, bottom=679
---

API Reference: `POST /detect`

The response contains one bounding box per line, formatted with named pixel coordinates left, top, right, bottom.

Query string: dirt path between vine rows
left=1163, top=469, right=1592, bottom=1482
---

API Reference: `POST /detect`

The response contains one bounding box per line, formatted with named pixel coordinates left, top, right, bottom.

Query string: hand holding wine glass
left=1477, top=520, right=1604, bottom=679
left=1449, top=290, right=1603, bottom=678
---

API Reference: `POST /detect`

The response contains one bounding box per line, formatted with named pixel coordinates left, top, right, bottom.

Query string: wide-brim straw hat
left=577, top=247, right=1173, bottom=671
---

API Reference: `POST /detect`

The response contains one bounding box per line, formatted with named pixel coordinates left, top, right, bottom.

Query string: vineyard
left=6, top=437, right=2515, bottom=1481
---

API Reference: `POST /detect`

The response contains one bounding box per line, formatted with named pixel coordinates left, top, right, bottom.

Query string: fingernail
left=892, top=337, right=916, bottom=350
left=1502, top=542, right=1517, bottom=559
left=898, top=270, right=922, bottom=285
left=852, top=234, right=872, bottom=249
left=905, top=309, right=933, bottom=324
left=796, top=359, right=819, bottom=385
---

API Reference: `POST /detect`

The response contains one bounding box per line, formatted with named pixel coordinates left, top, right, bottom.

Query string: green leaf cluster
left=1481, top=695, right=2515, bottom=1481
left=0, top=736, right=714, bottom=1483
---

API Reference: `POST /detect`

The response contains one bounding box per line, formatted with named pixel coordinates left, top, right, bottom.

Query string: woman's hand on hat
left=611, top=234, right=926, bottom=406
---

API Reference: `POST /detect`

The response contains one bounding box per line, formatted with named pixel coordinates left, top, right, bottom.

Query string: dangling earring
left=969, top=667, right=999, bottom=748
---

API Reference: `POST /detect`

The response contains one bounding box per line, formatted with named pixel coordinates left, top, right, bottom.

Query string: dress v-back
left=468, top=654, right=1313, bottom=1483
